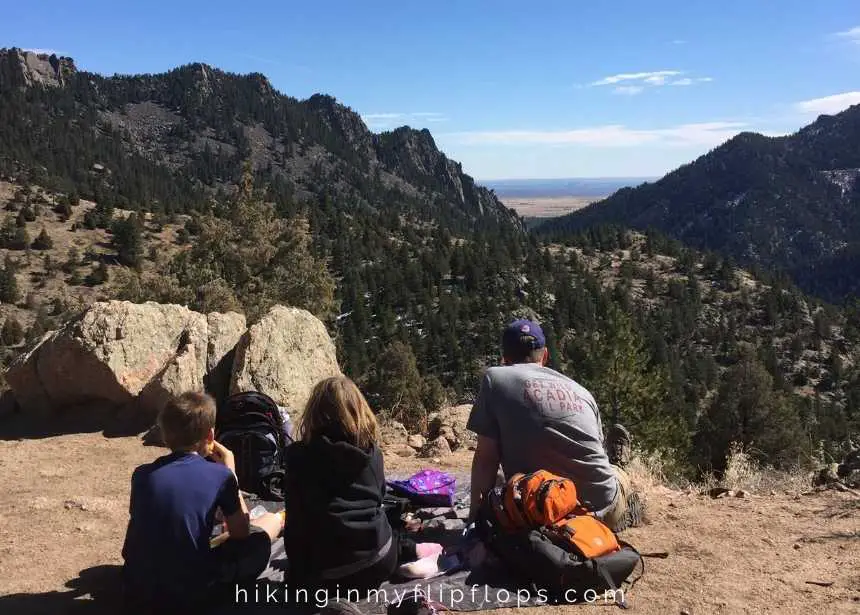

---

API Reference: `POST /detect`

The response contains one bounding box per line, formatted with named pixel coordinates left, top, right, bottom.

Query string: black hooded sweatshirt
left=285, top=435, right=393, bottom=585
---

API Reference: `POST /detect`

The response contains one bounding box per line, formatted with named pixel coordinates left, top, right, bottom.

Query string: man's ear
left=206, top=427, right=215, bottom=443
left=541, top=347, right=549, bottom=366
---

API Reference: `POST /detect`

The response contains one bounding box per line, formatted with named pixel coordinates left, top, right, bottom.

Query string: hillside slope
left=538, top=106, right=860, bottom=302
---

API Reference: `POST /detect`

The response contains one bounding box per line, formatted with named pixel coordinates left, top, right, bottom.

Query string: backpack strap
left=595, top=561, right=629, bottom=609
left=617, top=540, right=645, bottom=593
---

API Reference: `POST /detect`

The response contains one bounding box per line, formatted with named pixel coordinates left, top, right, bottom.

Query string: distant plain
left=501, top=195, right=601, bottom=218
left=483, top=177, right=652, bottom=219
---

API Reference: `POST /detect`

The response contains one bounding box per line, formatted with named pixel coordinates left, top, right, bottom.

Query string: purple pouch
left=387, top=469, right=457, bottom=507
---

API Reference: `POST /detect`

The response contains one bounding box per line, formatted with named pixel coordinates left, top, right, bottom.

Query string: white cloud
left=834, top=26, right=860, bottom=44
left=362, top=113, right=404, bottom=120
left=794, top=92, right=860, bottom=115
left=447, top=121, right=748, bottom=148
left=670, top=77, right=713, bottom=86
left=614, top=85, right=644, bottom=96
left=590, top=70, right=711, bottom=92
left=591, top=70, right=682, bottom=86
left=362, top=112, right=448, bottom=129
left=670, top=39, right=687, bottom=45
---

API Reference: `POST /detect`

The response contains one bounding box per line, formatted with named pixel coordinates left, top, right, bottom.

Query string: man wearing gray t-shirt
left=467, top=319, right=637, bottom=530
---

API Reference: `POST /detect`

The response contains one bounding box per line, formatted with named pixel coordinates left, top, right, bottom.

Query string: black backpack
left=477, top=487, right=642, bottom=608
left=216, top=391, right=293, bottom=501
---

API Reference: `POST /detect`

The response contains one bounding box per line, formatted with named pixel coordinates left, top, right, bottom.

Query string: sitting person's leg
left=253, top=511, right=285, bottom=542
left=214, top=512, right=283, bottom=590
left=603, top=424, right=644, bottom=531
left=394, top=533, right=445, bottom=579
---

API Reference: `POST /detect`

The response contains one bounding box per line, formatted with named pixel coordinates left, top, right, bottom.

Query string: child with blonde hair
left=286, top=376, right=442, bottom=595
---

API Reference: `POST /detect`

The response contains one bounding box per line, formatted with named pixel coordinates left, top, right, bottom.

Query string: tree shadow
left=0, top=564, right=124, bottom=614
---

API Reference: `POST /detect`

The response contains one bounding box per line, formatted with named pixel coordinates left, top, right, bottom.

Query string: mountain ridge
left=0, top=47, right=518, bottom=233
left=537, top=105, right=860, bottom=302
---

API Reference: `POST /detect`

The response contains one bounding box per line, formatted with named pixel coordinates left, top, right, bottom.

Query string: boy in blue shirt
left=122, top=392, right=284, bottom=610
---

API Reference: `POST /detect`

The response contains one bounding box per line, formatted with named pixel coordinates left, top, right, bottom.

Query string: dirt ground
left=0, top=423, right=857, bottom=614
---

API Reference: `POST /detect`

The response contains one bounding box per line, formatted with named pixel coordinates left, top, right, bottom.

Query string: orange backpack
left=494, top=470, right=582, bottom=529
left=547, top=515, right=620, bottom=558
left=491, top=470, right=620, bottom=558
left=478, top=470, right=638, bottom=605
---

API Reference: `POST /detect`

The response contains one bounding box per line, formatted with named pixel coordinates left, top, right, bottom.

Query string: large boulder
left=138, top=343, right=205, bottom=418
left=5, top=301, right=208, bottom=417
left=204, top=311, right=247, bottom=403
left=230, top=306, right=341, bottom=412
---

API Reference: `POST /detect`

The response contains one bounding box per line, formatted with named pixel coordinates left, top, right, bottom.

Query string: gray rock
left=230, top=305, right=341, bottom=412
left=416, top=507, right=452, bottom=520
left=421, top=435, right=452, bottom=459
left=379, top=420, right=409, bottom=446
left=427, top=404, right=476, bottom=450
left=812, top=463, right=841, bottom=486
left=407, top=434, right=426, bottom=450
left=6, top=301, right=208, bottom=418
left=425, top=518, right=466, bottom=532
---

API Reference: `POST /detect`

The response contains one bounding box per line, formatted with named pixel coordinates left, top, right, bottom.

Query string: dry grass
left=720, top=444, right=812, bottom=494
left=626, top=443, right=815, bottom=500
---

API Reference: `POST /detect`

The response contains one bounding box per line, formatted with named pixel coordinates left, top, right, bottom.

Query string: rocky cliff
left=0, top=48, right=75, bottom=89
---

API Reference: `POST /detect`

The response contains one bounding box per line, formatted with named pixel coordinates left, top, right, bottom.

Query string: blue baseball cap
left=501, top=319, right=546, bottom=356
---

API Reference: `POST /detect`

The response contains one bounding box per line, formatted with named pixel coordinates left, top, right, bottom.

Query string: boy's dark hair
left=158, top=392, right=216, bottom=451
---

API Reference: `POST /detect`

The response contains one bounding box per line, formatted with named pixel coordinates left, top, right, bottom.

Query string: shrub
left=1, top=316, right=24, bottom=346
left=31, top=227, right=53, bottom=250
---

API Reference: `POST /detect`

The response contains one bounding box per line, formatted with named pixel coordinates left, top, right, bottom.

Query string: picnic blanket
left=221, top=475, right=560, bottom=613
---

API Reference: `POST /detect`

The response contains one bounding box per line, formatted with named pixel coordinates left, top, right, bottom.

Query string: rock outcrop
left=6, top=302, right=207, bottom=417
left=0, top=48, right=76, bottom=89
left=421, top=435, right=453, bottom=459
left=427, top=404, right=476, bottom=450
left=230, top=305, right=341, bottom=412
left=4, top=301, right=338, bottom=421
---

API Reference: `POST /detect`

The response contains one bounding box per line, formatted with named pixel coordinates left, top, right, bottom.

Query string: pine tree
left=31, top=227, right=53, bottom=250
left=111, top=213, right=144, bottom=268
left=10, top=226, right=29, bottom=250
left=568, top=304, right=686, bottom=453
left=171, top=164, right=336, bottom=320
left=694, top=354, right=806, bottom=473
left=62, top=247, right=80, bottom=274
left=85, top=262, right=109, bottom=286
left=1, top=315, right=24, bottom=346
left=368, top=341, right=428, bottom=432
left=0, top=258, right=20, bottom=303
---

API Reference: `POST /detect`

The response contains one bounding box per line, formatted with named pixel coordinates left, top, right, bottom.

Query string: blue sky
left=4, top=1, right=860, bottom=179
